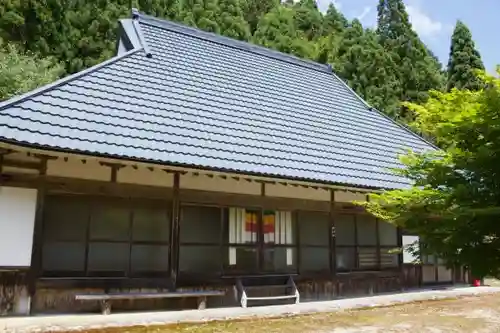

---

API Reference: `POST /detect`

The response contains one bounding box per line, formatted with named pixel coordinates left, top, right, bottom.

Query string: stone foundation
left=13, top=270, right=421, bottom=314
left=0, top=271, right=30, bottom=316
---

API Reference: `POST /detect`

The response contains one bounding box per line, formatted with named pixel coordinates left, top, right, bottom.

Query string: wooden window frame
left=336, top=215, right=399, bottom=273
left=40, top=194, right=171, bottom=279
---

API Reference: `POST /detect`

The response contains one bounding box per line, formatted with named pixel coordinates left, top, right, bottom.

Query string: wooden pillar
left=169, top=172, right=180, bottom=290
left=396, top=227, right=404, bottom=290
left=330, top=190, right=340, bottom=296
left=28, top=155, right=50, bottom=314
left=434, top=257, right=439, bottom=284
left=353, top=214, right=359, bottom=270
left=329, top=189, right=336, bottom=275
left=375, top=219, right=381, bottom=270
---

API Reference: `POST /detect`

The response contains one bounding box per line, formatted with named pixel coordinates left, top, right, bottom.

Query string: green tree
left=293, top=0, right=323, bottom=41
left=447, top=20, right=485, bottom=91
left=322, top=3, right=347, bottom=36
left=217, top=0, right=251, bottom=41
left=314, top=4, right=346, bottom=65
left=336, top=20, right=401, bottom=117
left=182, top=0, right=221, bottom=33
left=253, top=6, right=313, bottom=59
left=360, top=69, right=500, bottom=278
left=0, top=40, right=63, bottom=101
left=376, top=0, right=445, bottom=119
left=135, top=0, right=182, bottom=21
left=0, top=0, right=129, bottom=73
left=244, top=0, right=279, bottom=34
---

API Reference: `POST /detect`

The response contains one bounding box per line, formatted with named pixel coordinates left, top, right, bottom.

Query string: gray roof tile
left=0, top=12, right=435, bottom=190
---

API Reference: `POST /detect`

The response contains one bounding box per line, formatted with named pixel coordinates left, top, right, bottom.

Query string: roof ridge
left=0, top=48, right=143, bottom=112
left=135, top=11, right=331, bottom=74
left=131, top=8, right=152, bottom=58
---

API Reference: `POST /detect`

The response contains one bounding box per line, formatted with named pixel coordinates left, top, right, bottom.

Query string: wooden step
left=244, top=284, right=289, bottom=290
left=246, top=294, right=297, bottom=301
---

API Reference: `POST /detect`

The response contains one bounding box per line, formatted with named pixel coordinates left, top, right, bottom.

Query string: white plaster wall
left=180, top=174, right=261, bottom=195
left=402, top=235, right=420, bottom=264
left=437, top=265, right=452, bottom=282
left=0, top=187, right=37, bottom=267
left=47, top=158, right=110, bottom=181
left=265, top=183, right=330, bottom=201
left=117, top=166, right=174, bottom=187
left=422, top=265, right=436, bottom=283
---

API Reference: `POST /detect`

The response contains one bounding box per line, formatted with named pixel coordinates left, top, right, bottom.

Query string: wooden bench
left=75, top=290, right=225, bottom=315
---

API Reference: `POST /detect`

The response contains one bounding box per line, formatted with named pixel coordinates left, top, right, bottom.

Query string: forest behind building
left=0, top=0, right=485, bottom=123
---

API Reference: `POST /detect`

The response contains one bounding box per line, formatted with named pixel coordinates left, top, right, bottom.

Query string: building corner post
left=169, top=172, right=181, bottom=290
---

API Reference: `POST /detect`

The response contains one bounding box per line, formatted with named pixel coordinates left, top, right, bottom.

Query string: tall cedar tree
left=322, top=3, right=347, bottom=35
left=336, top=20, right=401, bottom=117
left=293, top=0, right=323, bottom=41
left=377, top=0, right=444, bottom=119
left=315, top=4, right=346, bottom=64
left=217, top=0, right=251, bottom=41
left=447, top=20, right=485, bottom=91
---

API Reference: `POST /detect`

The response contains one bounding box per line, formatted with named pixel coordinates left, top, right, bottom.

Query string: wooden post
left=397, top=227, right=404, bottom=290
left=375, top=217, right=381, bottom=294
left=353, top=214, right=359, bottom=270
left=329, top=189, right=336, bottom=275
left=28, top=156, right=51, bottom=314
left=169, top=172, right=180, bottom=290
left=330, top=190, right=340, bottom=297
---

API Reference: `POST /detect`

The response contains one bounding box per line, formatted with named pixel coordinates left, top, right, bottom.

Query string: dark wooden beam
left=1, top=173, right=174, bottom=200
left=354, top=213, right=359, bottom=270
left=329, top=189, right=336, bottom=276
left=179, top=188, right=331, bottom=212
left=169, top=173, right=180, bottom=290
left=32, top=153, right=58, bottom=161
left=375, top=219, right=381, bottom=270
left=397, top=226, right=405, bottom=290
left=2, top=159, right=44, bottom=171
left=28, top=157, right=49, bottom=314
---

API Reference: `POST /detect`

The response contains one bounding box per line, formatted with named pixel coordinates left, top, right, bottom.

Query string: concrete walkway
left=2, top=286, right=500, bottom=333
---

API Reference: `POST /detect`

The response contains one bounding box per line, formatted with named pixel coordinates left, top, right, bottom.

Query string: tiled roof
left=0, top=11, right=435, bottom=190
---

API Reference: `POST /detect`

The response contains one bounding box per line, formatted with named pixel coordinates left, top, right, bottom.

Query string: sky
left=316, top=0, right=499, bottom=74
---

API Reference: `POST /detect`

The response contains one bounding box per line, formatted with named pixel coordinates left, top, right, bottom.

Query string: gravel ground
left=2, top=286, right=500, bottom=333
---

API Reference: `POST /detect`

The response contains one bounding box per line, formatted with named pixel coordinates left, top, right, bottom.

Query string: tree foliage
left=253, top=6, right=313, bottom=59
left=0, top=39, right=63, bottom=101
left=336, top=21, right=402, bottom=118
left=322, top=3, right=347, bottom=36
left=217, top=0, right=250, bottom=40
left=377, top=0, right=445, bottom=118
left=360, top=69, right=500, bottom=278
left=447, top=20, right=485, bottom=91
left=182, top=0, right=221, bottom=33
